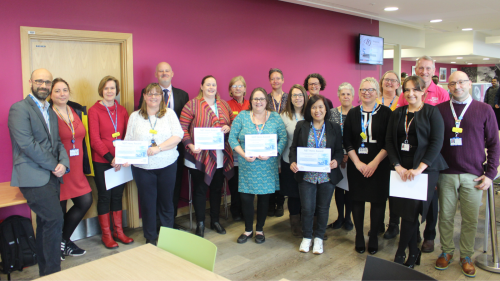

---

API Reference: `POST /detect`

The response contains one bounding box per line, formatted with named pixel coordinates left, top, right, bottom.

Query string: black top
left=397, top=112, right=418, bottom=156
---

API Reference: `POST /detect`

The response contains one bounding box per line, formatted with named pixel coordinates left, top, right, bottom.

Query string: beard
left=32, top=85, right=50, bottom=101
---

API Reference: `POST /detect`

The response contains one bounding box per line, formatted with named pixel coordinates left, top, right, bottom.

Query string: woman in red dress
left=50, top=78, right=93, bottom=259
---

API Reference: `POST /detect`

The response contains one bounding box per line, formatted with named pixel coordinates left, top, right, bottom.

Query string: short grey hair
left=416, top=55, right=435, bottom=69
left=359, top=77, right=381, bottom=97
left=337, top=82, right=355, bottom=97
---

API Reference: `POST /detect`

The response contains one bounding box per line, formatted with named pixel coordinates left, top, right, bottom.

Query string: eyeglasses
left=309, top=82, right=320, bottom=87
left=292, top=94, right=304, bottom=98
left=384, top=78, right=398, bottom=84
left=33, top=80, right=52, bottom=86
left=231, top=85, right=244, bottom=89
left=270, top=77, right=282, bottom=81
left=252, top=98, right=267, bottom=102
left=146, top=93, right=162, bottom=97
left=448, top=80, right=470, bottom=87
left=360, top=88, right=376, bottom=94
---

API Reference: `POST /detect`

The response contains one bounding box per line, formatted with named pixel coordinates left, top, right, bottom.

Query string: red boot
left=112, top=210, right=134, bottom=244
left=98, top=214, right=118, bottom=249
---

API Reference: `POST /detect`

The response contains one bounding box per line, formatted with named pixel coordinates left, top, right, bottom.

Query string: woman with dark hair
left=88, top=75, right=133, bottom=249
left=280, top=84, right=309, bottom=236
left=229, top=87, right=287, bottom=244
left=50, top=78, right=93, bottom=258
left=289, top=94, right=343, bottom=254
left=343, top=77, right=392, bottom=255
left=385, top=76, right=447, bottom=268
left=123, top=83, right=183, bottom=245
left=180, top=75, right=234, bottom=238
left=304, top=73, right=333, bottom=109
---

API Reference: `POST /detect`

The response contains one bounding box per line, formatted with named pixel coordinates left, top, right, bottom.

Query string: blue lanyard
left=312, top=122, right=325, bottom=148
left=382, top=96, right=396, bottom=108
left=213, top=103, right=218, bottom=117
left=104, top=101, right=118, bottom=138
left=360, top=105, right=376, bottom=147
left=340, top=108, right=344, bottom=136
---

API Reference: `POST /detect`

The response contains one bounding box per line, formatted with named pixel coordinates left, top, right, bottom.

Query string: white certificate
left=104, top=166, right=133, bottom=190
left=194, top=128, right=224, bottom=150
left=389, top=171, right=428, bottom=201
left=245, top=134, right=277, bottom=157
left=114, top=141, right=149, bottom=165
left=297, top=147, right=331, bottom=173
left=337, top=166, right=349, bottom=191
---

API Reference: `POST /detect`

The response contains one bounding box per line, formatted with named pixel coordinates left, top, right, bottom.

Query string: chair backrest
left=362, top=256, right=436, bottom=281
left=157, top=227, right=217, bottom=272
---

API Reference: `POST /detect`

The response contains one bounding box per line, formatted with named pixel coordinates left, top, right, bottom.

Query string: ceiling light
left=451, top=62, right=456, bottom=64
left=462, top=28, right=473, bottom=31
left=430, top=19, right=442, bottom=23
left=456, top=57, right=463, bottom=59
left=384, top=7, right=398, bottom=11
left=483, top=58, right=490, bottom=60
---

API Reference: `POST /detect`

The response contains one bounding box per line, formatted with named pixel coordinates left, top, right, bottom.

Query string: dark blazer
left=289, top=120, right=344, bottom=185
left=8, top=96, right=70, bottom=187
left=138, top=85, right=189, bottom=118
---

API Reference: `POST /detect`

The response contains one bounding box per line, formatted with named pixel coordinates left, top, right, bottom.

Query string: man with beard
left=8, top=68, right=69, bottom=276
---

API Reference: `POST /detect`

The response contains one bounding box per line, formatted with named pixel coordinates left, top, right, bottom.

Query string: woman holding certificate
left=343, top=77, right=392, bottom=255
left=123, top=83, right=183, bottom=245
left=280, top=84, right=309, bottom=237
left=180, top=75, right=234, bottom=238
left=385, top=76, right=447, bottom=268
left=229, top=88, right=287, bottom=244
left=289, top=94, right=343, bottom=254
left=88, top=75, right=133, bottom=249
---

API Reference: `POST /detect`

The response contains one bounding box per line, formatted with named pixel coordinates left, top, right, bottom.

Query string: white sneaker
left=299, top=238, right=312, bottom=253
left=313, top=237, right=323, bottom=254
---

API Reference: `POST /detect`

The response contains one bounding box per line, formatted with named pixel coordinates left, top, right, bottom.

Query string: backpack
left=0, top=215, right=37, bottom=274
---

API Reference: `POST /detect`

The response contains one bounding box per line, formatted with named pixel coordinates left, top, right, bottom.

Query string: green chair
left=157, top=226, right=217, bottom=272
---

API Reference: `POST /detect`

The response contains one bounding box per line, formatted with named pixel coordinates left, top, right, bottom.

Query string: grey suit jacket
left=8, top=95, right=70, bottom=187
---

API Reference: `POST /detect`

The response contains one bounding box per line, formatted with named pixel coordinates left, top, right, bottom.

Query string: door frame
left=20, top=26, right=141, bottom=228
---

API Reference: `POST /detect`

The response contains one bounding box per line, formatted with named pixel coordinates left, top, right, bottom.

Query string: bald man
left=8, top=69, right=69, bottom=276
left=138, top=62, right=189, bottom=229
left=435, top=71, right=499, bottom=277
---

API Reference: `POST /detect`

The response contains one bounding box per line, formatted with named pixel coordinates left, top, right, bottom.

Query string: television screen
left=358, top=34, right=384, bottom=65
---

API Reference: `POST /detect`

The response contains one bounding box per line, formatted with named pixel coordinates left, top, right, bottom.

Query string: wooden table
left=37, top=244, right=230, bottom=280
left=0, top=182, right=26, bottom=208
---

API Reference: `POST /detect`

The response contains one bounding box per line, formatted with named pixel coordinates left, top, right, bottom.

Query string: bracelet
left=158, top=146, right=162, bottom=152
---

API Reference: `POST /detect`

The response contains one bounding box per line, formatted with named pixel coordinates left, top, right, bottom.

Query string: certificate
left=114, top=141, right=149, bottom=165
left=104, top=166, right=133, bottom=190
left=297, top=147, right=331, bottom=173
left=245, top=134, right=277, bottom=157
left=389, top=171, right=428, bottom=201
left=194, top=128, right=224, bottom=150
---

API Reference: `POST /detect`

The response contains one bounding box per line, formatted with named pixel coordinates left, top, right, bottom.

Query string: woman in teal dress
left=229, top=87, right=287, bottom=244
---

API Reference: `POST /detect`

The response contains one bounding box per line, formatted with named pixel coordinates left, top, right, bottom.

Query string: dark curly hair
left=304, top=73, right=326, bottom=91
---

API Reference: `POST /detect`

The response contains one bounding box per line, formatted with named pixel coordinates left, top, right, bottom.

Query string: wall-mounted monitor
left=357, top=34, right=384, bottom=65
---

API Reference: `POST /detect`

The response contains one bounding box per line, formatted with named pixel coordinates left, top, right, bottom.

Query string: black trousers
left=334, top=188, right=352, bottom=221
left=93, top=161, right=126, bottom=215
left=172, top=144, right=185, bottom=218
left=20, top=174, right=63, bottom=276
left=190, top=168, right=224, bottom=223
left=352, top=200, right=386, bottom=237
left=397, top=208, right=420, bottom=256
left=423, top=189, right=438, bottom=240
left=133, top=162, right=177, bottom=240
left=227, top=166, right=242, bottom=216
left=240, top=193, right=271, bottom=232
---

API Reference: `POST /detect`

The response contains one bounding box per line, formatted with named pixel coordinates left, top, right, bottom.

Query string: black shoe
left=210, top=221, right=226, bottom=234
left=267, top=205, right=275, bottom=217
left=61, top=240, right=66, bottom=261
left=404, top=249, right=421, bottom=268
left=146, top=239, right=157, bottom=246
left=394, top=254, right=406, bottom=265
left=255, top=232, right=265, bottom=244
left=344, top=220, right=354, bottom=231
left=195, top=222, right=205, bottom=237
left=355, top=235, right=365, bottom=253
left=237, top=232, right=253, bottom=244
left=383, top=223, right=400, bottom=239
left=275, top=205, right=284, bottom=217
left=330, top=219, right=344, bottom=229
left=232, top=213, right=243, bottom=221
left=64, top=240, right=86, bottom=256
left=368, top=235, right=378, bottom=255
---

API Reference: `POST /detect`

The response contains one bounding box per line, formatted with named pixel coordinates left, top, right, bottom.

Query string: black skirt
left=279, top=159, right=300, bottom=198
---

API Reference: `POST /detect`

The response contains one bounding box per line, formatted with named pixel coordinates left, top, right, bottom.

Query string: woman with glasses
left=88, top=75, right=133, bottom=249
left=226, top=76, right=250, bottom=221
left=229, top=88, right=287, bottom=244
left=123, top=83, right=183, bottom=245
left=385, top=76, right=446, bottom=267
left=280, top=84, right=309, bottom=237
left=343, top=77, right=392, bottom=255
left=304, top=73, right=333, bottom=109
left=180, top=75, right=234, bottom=238
left=328, top=82, right=355, bottom=231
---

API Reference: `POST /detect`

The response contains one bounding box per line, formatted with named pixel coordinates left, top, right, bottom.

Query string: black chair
left=362, top=256, right=436, bottom=281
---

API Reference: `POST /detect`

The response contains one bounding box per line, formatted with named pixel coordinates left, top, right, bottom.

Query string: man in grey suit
left=8, top=68, right=70, bottom=276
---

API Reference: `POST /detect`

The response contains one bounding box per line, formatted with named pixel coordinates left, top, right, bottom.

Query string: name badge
left=112, top=132, right=121, bottom=138
left=358, top=147, right=368, bottom=154
left=113, top=139, right=122, bottom=147
left=149, top=129, right=157, bottom=134
left=450, top=137, right=462, bottom=146
left=360, top=132, right=367, bottom=140
left=401, top=143, right=410, bottom=151
left=233, top=111, right=238, bottom=115
left=452, top=127, right=463, bottom=133
left=69, top=148, right=80, bottom=157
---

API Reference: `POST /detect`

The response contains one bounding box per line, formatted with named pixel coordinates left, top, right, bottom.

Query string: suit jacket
left=138, top=85, right=189, bottom=118
left=8, top=96, right=70, bottom=187
left=289, top=120, right=344, bottom=185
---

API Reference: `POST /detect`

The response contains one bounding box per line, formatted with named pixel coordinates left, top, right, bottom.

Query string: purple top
left=436, top=99, right=500, bottom=180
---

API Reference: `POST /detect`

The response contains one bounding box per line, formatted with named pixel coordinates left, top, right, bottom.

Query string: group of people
left=8, top=55, right=499, bottom=278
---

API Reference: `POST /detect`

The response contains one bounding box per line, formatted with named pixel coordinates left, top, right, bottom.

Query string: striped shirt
left=29, top=93, right=50, bottom=133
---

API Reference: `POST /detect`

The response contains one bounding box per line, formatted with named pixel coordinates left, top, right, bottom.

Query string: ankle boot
left=290, top=214, right=303, bottom=237
left=196, top=221, right=205, bottom=237
left=98, top=214, right=118, bottom=249
left=112, top=210, right=134, bottom=244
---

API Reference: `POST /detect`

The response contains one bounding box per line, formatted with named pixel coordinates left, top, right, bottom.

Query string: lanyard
left=449, top=98, right=472, bottom=137
left=360, top=105, right=377, bottom=147
left=340, top=107, right=344, bottom=136
left=148, top=114, right=158, bottom=139
left=312, top=122, right=325, bottom=148
left=382, top=96, right=396, bottom=108
left=104, top=101, right=118, bottom=138
left=404, top=108, right=415, bottom=144
left=54, top=105, right=76, bottom=148
left=272, top=94, right=282, bottom=112
left=251, top=111, right=268, bottom=134
left=294, top=113, right=303, bottom=121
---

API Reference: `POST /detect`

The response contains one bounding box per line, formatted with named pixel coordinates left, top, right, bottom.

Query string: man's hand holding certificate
left=245, top=134, right=277, bottom=157
left=297, top=147, right=331, bottom=172
left=114, top=141, right=149, bottom=165
left=194, top=128, right=224, bottom=150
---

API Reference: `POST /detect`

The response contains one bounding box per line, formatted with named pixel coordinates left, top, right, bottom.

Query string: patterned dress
left=229, top=110, right=287, bottom=194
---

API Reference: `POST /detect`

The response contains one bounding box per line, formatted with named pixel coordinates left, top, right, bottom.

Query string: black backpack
left=0, top=215, right=37, bottom=274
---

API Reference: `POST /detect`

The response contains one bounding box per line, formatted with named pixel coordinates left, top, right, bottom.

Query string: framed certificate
left=194, top=127, right=224, bottom=150
left=245, top=134, right=277, bottom=157
left=114, top=141, right=149, bottom=164
left=297, top=147, right=331, bottom=172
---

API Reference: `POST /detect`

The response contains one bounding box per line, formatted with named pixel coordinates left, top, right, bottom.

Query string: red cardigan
left=88, top=101, right=129, bottom=164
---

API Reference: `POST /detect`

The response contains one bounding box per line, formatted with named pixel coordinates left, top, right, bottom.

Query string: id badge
left=450, top=137, right=462, bottom=146
left=112, top=139, right=122, bottom=147
left=112, top=132, right=120, bottom=138
left=401, top=143, right=410, bottom=151
left=149, top=129, right=157, bottom=134
left=358, top=147, right=368, bottom=154
left=343, top=149, right=347, bottom=155
left=69, top=148, right=80, bottom=157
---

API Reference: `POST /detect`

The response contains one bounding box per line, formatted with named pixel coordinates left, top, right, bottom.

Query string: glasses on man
left=360, top=88, right=376, bottom=94
left=33, top=80, right=52, bottom=86
left=448, top=80, right=470, bottom=87
left=231, top=85, right=244, bottom=89
left=146, top=93, right=162, bottom=97
left=384, top=78, right=398, bottom=84
left=309, top=82, right=320, bottom=87
left=252, top=98, right=267, bottom=102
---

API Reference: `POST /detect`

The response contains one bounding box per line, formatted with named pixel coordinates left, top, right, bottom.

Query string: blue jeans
left=298, top=181, right=335, bottom=239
